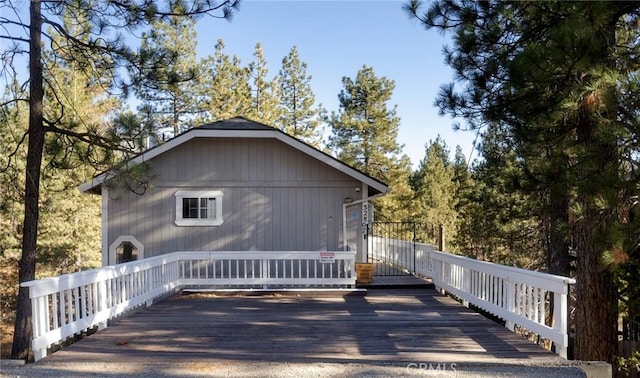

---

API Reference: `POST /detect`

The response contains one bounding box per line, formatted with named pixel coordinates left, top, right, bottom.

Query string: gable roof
left=199, top=117, right=274, bottom=131
left=80, top=117, right=389, bottom=195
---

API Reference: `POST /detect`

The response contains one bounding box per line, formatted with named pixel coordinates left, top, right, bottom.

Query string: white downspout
left=101, top=185, right=109, bottom=266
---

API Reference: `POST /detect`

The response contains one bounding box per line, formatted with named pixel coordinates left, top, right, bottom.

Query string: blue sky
left=195, top=0, right=479, bottom=167
left=3, top=0, right=478, bottom=168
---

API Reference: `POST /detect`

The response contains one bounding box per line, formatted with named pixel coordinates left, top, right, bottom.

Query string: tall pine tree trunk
left=547, top=169, right=571, bottom=277
left=573, top=107, right=617, bottom=363
left=572, top=6, right=625, bottom=362
left=574, top=199, right=617, bottom=362
left=11, top=0, right=45, bottom=360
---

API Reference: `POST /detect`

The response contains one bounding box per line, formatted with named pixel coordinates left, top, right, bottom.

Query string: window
left=109, top=235, right=144, bottom=265
left=175, top=190, right=224, bottom=226
left=116, top=241, right=138, bottom=263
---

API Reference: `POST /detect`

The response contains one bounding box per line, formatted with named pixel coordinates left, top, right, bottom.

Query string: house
left=80, top=117, right=388, bottom=266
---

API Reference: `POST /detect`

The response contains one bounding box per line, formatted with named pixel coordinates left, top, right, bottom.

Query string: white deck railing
left=21, top=251, right=355, bottom=361
left=369, top=237, right=575, bottom=358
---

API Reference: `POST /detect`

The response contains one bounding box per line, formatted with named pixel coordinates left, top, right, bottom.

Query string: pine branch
left=42, top=123, right=132, bottom=155
left=1, top=130, right=28, bottom=174
left=0, top=17, right=29, bottom=30
left=0, top=34, right=29, bottom=43
left=0, top=98, right=29, bottom=108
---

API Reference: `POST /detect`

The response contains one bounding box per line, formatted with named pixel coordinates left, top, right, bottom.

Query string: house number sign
left=362, top=202, right=369, bottom=240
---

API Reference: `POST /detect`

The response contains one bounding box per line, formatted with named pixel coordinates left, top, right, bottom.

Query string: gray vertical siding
left=107, top=137, right=364, bottom=258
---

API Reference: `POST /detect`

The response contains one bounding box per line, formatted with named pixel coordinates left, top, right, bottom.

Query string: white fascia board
left=79, top=130, right=204, bottom=193
left=78, top=177, right=104, bottom=193
left=272, top=133, right=388, bottom=194
left=79, top=128, right=388, bottom=194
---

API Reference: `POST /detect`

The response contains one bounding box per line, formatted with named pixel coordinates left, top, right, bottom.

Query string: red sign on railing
left=320, top=252, right=335, bottom=263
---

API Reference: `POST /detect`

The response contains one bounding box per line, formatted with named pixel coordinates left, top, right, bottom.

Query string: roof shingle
left=198, top=117, right=274, bottom=131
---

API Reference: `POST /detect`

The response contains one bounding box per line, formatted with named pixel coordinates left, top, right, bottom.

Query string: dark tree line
left=406, top=0, right=640, bottom=363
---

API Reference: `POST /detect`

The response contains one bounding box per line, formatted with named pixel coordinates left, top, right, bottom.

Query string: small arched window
left=115, top=241, right=138, bottom=263
left=109, top=236, right=144, bottom=265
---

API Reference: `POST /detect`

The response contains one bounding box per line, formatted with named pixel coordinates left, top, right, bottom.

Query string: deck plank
left=38, top=289, right=561, bottom=366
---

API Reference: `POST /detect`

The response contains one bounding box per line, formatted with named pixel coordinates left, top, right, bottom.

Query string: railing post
left=553, top=287, right=569, bottom=358
left=505, top=279, right=515, bottom=331
left=436, top=260, right=445, bottom=295
left=144, top=267, right=153, bottom=307
left=412, top=223, right=416, bottom=275
left=262, top=258, right=269, bottom=289
left=462, top=266, right=470, bottom=308
left=350, top=254, right=356, bottom=286
left=98, top=280, right=108, bottom=330
left=32, top=295, right=48, bottom=361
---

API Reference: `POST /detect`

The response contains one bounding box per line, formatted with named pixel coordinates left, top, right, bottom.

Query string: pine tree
left=132, top=10, right=204, bottom=137
left=0, top=81, right=29, bottom=318
left=328, top=65, right=413, bottom=221
left=457, top=124, right=543, bottom=266
left=407, top=0, right=640, bottom=361
left=247, top=43, right=281, bottom=125
left=411, top=137, right=458, bottom=247
left=42, top=7, right=122, bottom=171
left=451, top=145, right=476, bottom=255
left=452, top=146, right=470, bottom=189
left=1, top=0, right=238, bottom=360
left=202, top=39, right=252, bottom=122
left=113, top=105, right=161, bottom=152
left=38, top=10, right=118, bottom=272
left=277, top=46, right=323, bottom=147
left=375, top=154, right=414, bottom=223
left=328, top=66, right=402, bottom=177
left=0, top=11, right=114, bottom=354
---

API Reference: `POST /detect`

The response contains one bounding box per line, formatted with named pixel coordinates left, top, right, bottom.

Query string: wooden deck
left=361, top=274, right=434, bottom=288
left=37, top=288, right=562, bottom=367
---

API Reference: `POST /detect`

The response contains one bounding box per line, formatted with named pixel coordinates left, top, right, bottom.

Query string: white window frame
left=109, top=235, right=144, bottom=265
left=175, top=190, right=224, bottom=226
